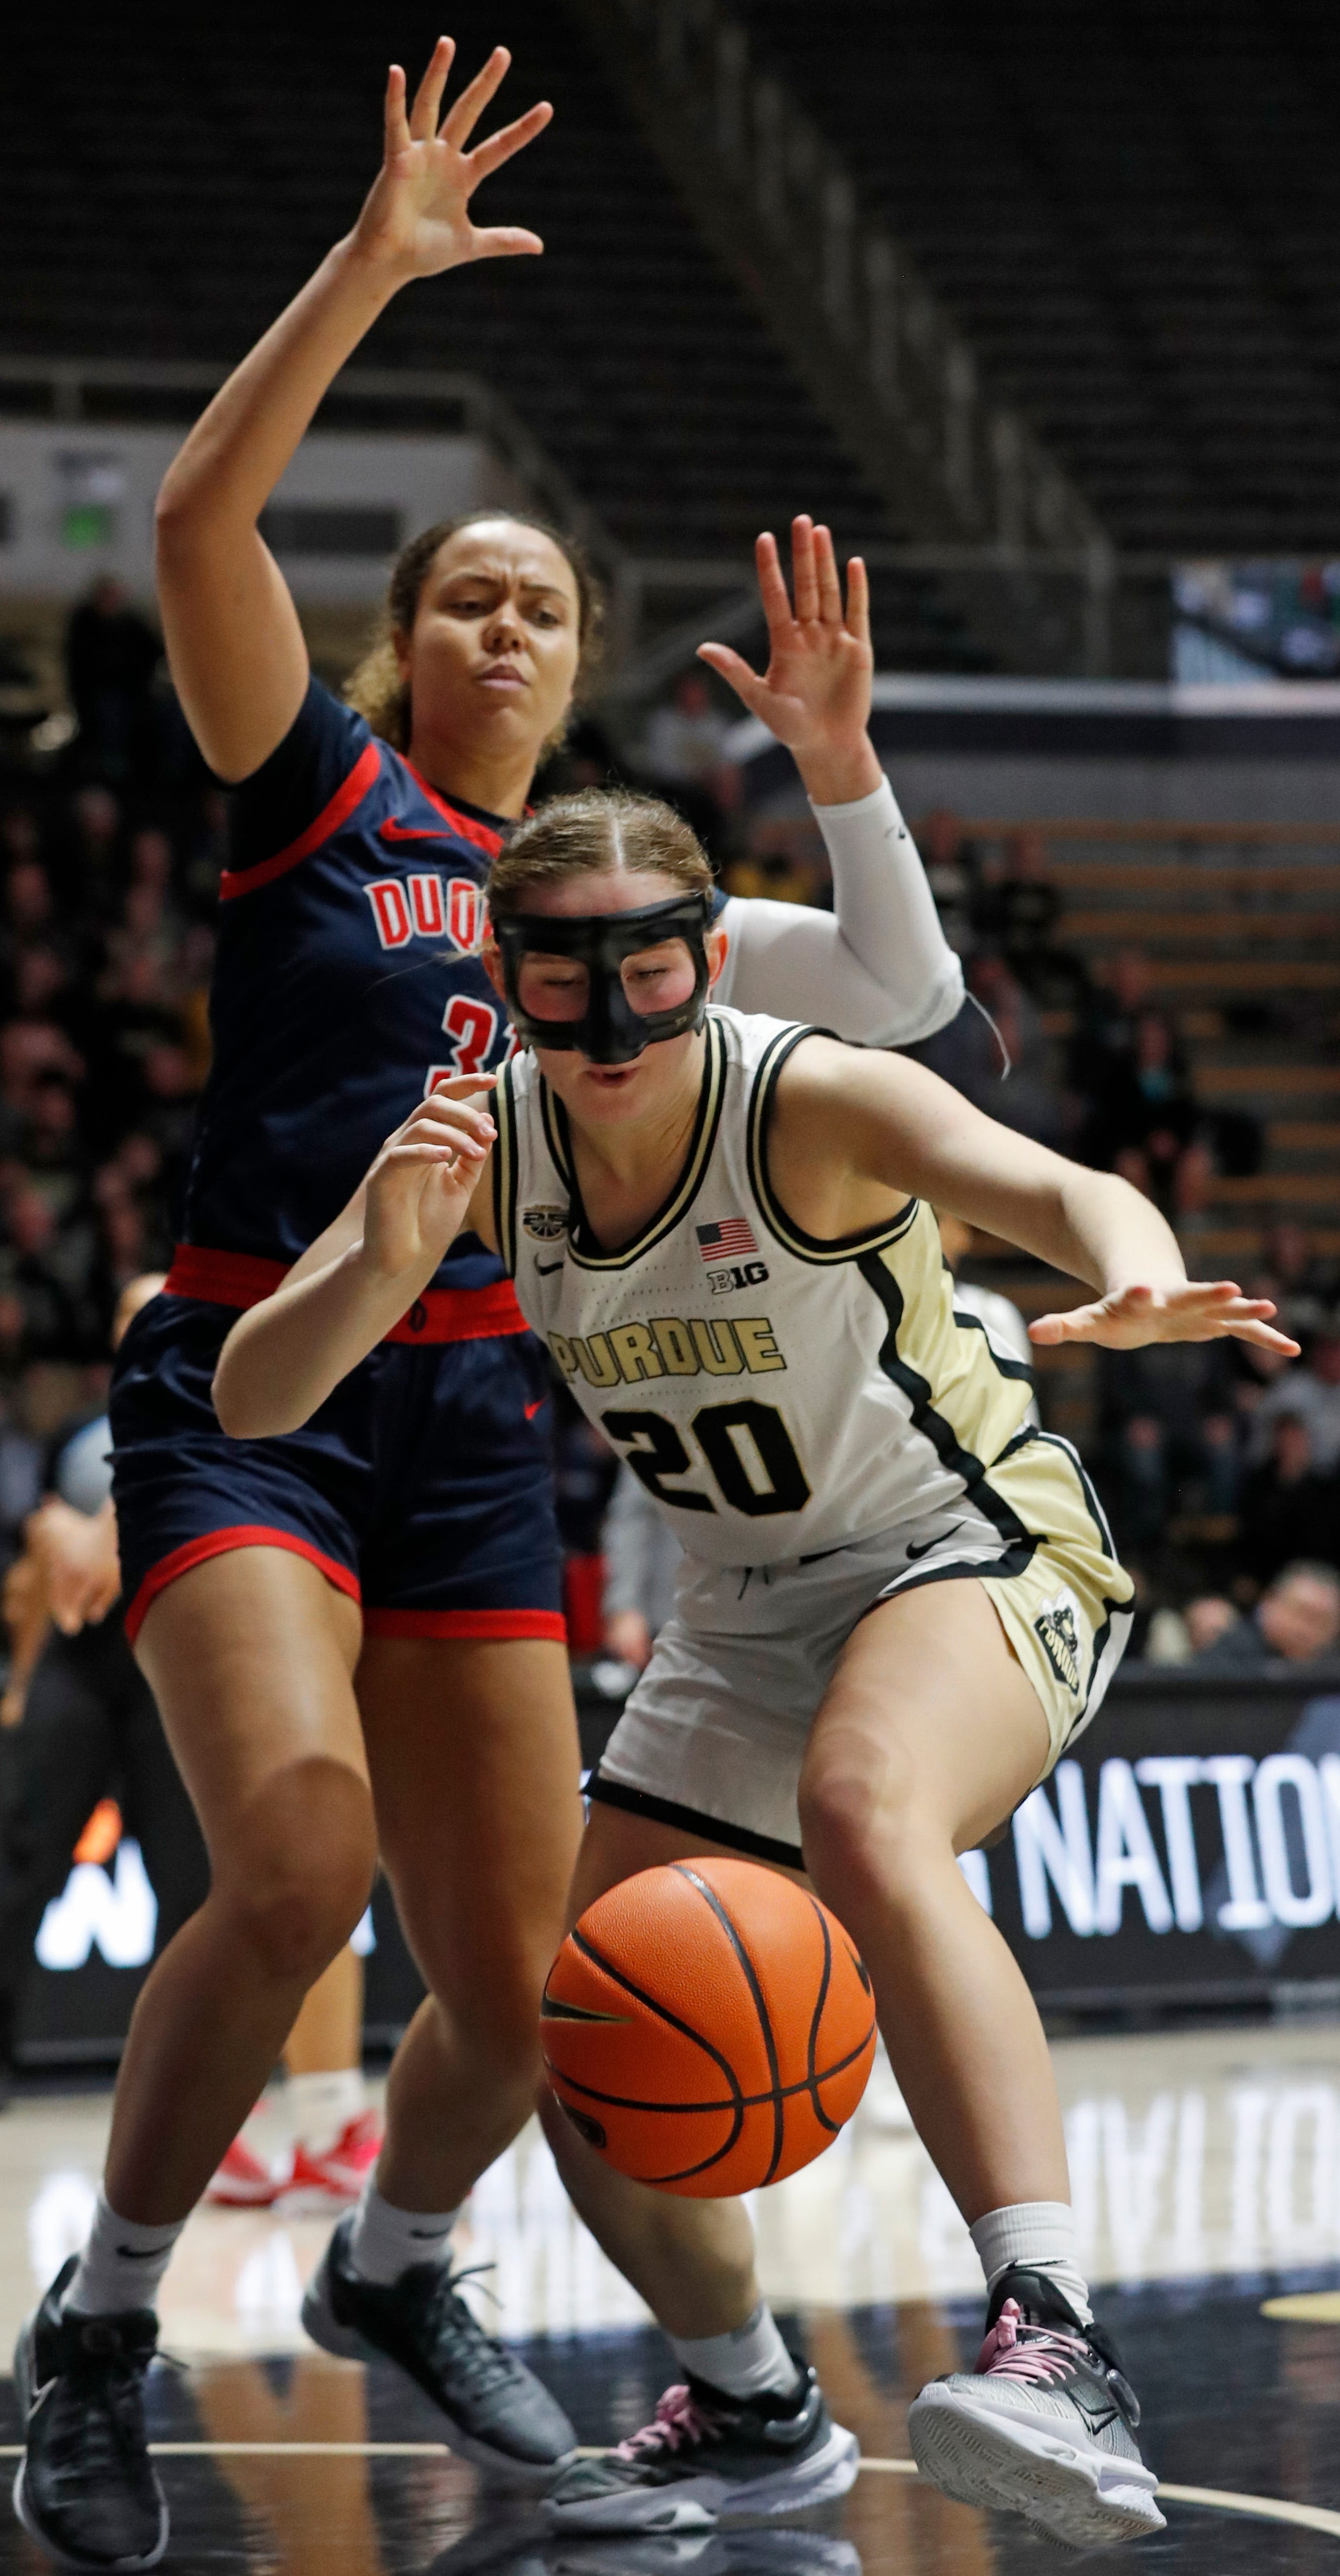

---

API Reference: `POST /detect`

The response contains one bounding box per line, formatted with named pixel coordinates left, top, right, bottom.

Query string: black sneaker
left=542, top=2367, right=858, bottom=2534
left=302, top=2215, right=576, bottom=2487
left=907, top=2265, right=1164, bottom=2549
left=12, top=2257, right=168, bottom=2571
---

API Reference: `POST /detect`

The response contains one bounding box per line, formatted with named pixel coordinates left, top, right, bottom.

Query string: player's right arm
left=212, top=1081, right=498, bottom=1436
left=154, top=42, right=551, bottom=782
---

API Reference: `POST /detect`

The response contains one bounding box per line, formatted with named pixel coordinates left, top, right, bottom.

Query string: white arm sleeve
left=713, top=774, right=964, bottom=1045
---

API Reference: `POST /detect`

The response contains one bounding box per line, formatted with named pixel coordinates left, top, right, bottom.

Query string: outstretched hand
left=353, top=37, right=552, bottom=279
left=1029, top=1279, right=1300, bottom=1355
left=698, top=517, right=878, bottom=802
left=362, top=1075, right=497, bottom=1281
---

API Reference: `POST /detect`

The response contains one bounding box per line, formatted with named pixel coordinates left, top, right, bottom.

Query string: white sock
left=347, top=2178, right=459, bottom=2287
left=63, top=2192, right=185, bottom=2318
left=669, top=2301, right=801, bottom=2401
left=969, top=2201, right=1093, bottom=2329
left=288, top=2068, right=365, bottom=2154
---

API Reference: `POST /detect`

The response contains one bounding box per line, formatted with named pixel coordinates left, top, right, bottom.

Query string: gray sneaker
left=908, top=2267, right=1164, bottom=2549
left=302, top=2216, right=576, bottom=2489
left=542, top=2367, right=858, bottom=2534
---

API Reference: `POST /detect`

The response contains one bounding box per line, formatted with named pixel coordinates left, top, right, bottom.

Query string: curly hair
left=344, top=509, right=605, bottom=752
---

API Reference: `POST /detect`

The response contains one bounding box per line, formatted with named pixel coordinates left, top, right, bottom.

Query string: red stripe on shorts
left=361, top=1607, right=568, bottom=1643
left=123, top=1526, right=361, bottom=1645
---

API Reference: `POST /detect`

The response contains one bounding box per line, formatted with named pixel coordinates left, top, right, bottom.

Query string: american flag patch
left=696, top=1217, right=757, bottom=1263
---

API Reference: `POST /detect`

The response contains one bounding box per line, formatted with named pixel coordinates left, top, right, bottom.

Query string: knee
left=222, top=1764, right=377, bottom=1986
left=799, top=1754, right=939, bottom=1921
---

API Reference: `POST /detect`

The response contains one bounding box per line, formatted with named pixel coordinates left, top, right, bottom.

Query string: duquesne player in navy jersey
left=11, top=42, right=965, bottom=2574
left=114, top=675, right=559, bottom=1645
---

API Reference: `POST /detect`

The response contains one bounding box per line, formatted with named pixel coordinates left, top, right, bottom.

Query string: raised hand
left=352, top=37, right=552, bottom=280
left=698, top=517, right=880, bottom=803
left=362, top=1075, right=497, bottom=1281
left=1029, top=1279, right=1300, bottom=1355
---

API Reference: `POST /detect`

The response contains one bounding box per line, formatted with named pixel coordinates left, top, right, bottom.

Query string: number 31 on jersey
left=425, top=994, right=507, bottom=1087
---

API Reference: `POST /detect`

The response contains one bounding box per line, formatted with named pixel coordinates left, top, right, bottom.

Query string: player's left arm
left=771, top=1040, right=1300, bottom=1354
left=212, top=1080, right=498, bottom=1436
left=704, top=519, right=962, bottom=1044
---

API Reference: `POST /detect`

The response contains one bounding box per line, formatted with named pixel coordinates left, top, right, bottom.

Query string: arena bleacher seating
left=970, top=822, right=1340, bottom=1450
left=0, top=13, right=875, bottom=561
left=735, top=0, right=1340, bottom=557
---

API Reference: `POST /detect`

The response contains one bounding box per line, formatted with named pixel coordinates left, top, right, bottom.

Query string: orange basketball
left=541, top=1858, right=877, bottom=2197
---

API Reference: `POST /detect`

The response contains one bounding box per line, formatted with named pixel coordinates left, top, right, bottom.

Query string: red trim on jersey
left=400, top=757, right=506, bottom=858
left=219, top=742, right=383, bottom=900
left=164, top=1245, right=528, bottom=1343
left=361, top=1606, right=567, bottom=1642
left=124, top=1526, right=361, bottom=1644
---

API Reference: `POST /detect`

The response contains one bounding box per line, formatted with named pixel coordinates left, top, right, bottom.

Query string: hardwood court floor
left=4, top=2019, right=1340, bottom=2571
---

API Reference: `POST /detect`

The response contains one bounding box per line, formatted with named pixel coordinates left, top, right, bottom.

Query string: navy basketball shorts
left=109, top=1289, right=564, bottom=1648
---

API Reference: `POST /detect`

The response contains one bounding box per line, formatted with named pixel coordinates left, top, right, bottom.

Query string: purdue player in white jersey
left=215, top=796, right=1296, bottom=2555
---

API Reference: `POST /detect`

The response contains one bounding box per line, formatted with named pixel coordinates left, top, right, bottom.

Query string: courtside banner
left=964, top=1667, right=1340, bottom=2012
left=17, top=1665, right=1340, bottom=2061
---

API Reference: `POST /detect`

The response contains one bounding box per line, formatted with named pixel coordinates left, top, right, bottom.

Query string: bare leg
left=284, top=1945, right=364, bottom=2077
left=109, top=1551, right=373, bottom=2223
left=543, top=1580, right=1063, bottom=2334
left=799, top=1580, right=1065, bottom=2220
left=357, top=1636, right=584, bottom=2213
left=538, top=1803, right=784, bottom=2335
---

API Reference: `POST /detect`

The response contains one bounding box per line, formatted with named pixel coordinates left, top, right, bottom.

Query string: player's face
left=396, top=522, right=582, bottom=770
left=484, top=869, right=728, bottom=1128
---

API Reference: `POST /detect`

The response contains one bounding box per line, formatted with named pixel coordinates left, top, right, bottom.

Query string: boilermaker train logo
left=1033, top=1595, right=1083, bottom=1696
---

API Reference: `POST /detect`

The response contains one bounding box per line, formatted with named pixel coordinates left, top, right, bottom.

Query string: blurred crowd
left=0, top=580, right=217, bottom=1574
left=0, top=621, right=1334, bottom=1680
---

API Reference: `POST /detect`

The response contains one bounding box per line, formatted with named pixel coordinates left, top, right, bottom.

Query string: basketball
left=541, top=1859, right=878, bottom=2197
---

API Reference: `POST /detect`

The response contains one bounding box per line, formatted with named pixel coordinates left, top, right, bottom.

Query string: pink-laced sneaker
left=543, top=2365, right=859, bottom=2534
left=908, top=2265, right=1164, bottom=2549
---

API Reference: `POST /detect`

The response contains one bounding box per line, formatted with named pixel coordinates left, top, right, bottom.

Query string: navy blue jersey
left=183, top=681, right=512, bottom=1289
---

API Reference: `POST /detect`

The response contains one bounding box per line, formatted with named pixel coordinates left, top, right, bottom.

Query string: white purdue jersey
left=494, top=1010, right=1038, bottom=1566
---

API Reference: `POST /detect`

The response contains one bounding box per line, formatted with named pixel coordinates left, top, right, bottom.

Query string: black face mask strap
left=494, top=890, right=714, bottom=1066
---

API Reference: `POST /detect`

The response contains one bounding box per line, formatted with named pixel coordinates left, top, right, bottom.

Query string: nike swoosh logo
left=525, top=1398, right=547, bottom=1419
left=379, top=819, right=451, bottom=843
left=536, top=1260, right=564, bottom=1275
left=905, top=1521, right=965, bottom=1562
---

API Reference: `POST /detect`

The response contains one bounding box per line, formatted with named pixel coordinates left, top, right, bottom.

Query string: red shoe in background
left=206, top=2134, right=291, bottom=2207
left=282, top=2110, right=383, bottom=2209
